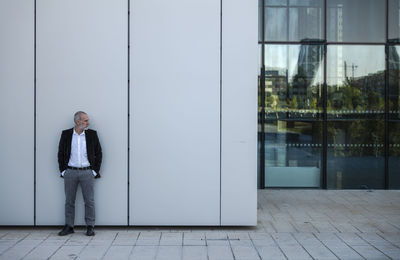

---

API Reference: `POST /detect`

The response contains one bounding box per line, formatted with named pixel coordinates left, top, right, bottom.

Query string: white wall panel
left=221, top=0, right=258, bottom=225
left=0, top=0, right=34, bottom=225
left=36, top=0, right=127, bottom=225
left=130, top=0, right=221, bottom=225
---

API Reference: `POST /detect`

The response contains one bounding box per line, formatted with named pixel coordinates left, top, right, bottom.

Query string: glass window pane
left=389, top=46, right=400, bottom=189
left=264, top=44, right=323, bottom=188
left=289, top=4, right=323, bottom=41
left=266, top=0, right=287, bottom=6
left=389, top=122, right=400, bottom=189
left=290, top=0, right=322, bottom=6
left=264, top=120, right=322, bottom=187
left=265, top=8, right=287, bottom=41
left=327, top=45, right=385, bottom=118
left=389, top=0, right=400, bottom=42
left=389, top=46, right=400, bottom=120
left=327, top=45, right=385, bottom=189
left=327, top=0, right=385, bottom=42
left=265, top=44, right=324, bottom=120
left=327, top=120, right=385, bottom=189
left=259, top=0, right=263, bottom=42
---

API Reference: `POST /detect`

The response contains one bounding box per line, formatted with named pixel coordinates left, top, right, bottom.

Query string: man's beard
left=78, top=124, right=88, bottom=131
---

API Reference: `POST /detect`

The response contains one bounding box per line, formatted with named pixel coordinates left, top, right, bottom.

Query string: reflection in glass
left=327, top=0, right=385, bottom=42
left=259, top=0, right=263, bottom=42
left=327, top=46, right=385, bottom=118
left=264, top=120, right=322, bottom=187
left=264, top=44, right=324, bottom=120
left=265, top=8, right=287, bottom=41
left=327, top=45, right=385, bottom=189
left=389, top=122, right=400, bottom=189
left=389, top=46, right=400, bottom=120
left=264, top=44, right=323, bottom=188
left=289, top=5, right=323, bottom=41
left=389, top=46, right=400, bottom=189
left=264, top=0, right=323, bottom=41
left=266, top=0, right=286, bottom=6
left=327, top=120, right=384, bottom=189
left=290, top=0, right=322, bottom=5
left=389, top=0, right=400, bottom=42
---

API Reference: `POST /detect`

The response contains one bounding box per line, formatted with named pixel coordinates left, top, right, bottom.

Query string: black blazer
left=58, top=128, right=102, bottom=178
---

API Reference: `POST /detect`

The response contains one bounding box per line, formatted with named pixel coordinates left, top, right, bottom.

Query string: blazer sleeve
left=92, top=131, right=103, bottom=176
left=57, top=131, right=67, bottom=173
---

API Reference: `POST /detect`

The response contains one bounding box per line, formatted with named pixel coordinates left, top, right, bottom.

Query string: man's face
left=76, top=114, right=90, bottom=130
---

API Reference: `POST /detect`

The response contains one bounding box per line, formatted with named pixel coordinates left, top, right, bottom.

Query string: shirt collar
left=73, top=128, right=85, bottom=136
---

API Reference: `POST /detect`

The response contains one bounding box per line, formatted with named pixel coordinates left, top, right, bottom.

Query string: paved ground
left=0, top=190, right=399, bottom=259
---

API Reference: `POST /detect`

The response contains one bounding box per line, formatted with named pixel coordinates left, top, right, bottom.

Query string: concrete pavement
left=1, top=190, right=399, bottom=259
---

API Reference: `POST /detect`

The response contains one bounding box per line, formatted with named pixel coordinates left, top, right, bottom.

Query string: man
left=57, top=111, right=102, bottom=236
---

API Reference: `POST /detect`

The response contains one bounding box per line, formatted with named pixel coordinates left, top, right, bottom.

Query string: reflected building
left=292, top=41, right=323, bottom=108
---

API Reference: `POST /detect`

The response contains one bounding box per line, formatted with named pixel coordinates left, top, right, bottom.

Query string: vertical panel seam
left=219, top=0, right=222, bottom=226
left=34, top=0, right=37, bottom=226
left=127, top=0, right=131, bottom=225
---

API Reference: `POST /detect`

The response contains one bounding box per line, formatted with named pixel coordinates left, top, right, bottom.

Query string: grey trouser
left=64, top=169, right=95, bottom=227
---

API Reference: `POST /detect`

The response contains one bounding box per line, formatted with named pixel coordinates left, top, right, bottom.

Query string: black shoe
left=58, top=225, right=74, bottom=236
left=86, top=225, right=95, bottom=236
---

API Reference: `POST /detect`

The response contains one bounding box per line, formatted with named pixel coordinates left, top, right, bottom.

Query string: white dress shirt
left=61, top=128, right=97, bottom=177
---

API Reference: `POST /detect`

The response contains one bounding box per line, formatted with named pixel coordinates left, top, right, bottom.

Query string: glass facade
left=259, top=0, right=400, bottom=189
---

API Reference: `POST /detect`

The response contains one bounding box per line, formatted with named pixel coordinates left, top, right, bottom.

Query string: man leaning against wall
left=57, top=111, right=102, bottom=236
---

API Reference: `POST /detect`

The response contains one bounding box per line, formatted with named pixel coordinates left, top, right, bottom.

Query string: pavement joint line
left=99, top=231, right=118, bottom=259
left=270, top=232, right=289, bottom=260
left=227, top=232, right=238, bottom=260
left=349, top=223, right=363, bottom=233
left=47, top=231, right=75, bottom=259
left=312, top=232, right=341, bottom=260
left=0, top=232, right=8, bottom=239
left=333, top=233, right=367, bottom=260
left=355, top=232, right=395, bottom=259
left=180, top=233, right=184, bottom=260
left=206, top=238, right=239, bottom=241
left=127, top=230, right=141, bottom=256
left=249, top=234, right=266, bottom=260
left=21, top=231, right=52, bottom=259
left=376, top=232, right=400, bottom=249
left=0, top=231, right=30, bottom=257
left=386, top=222, right=400, bottom=232
left=290, top=231, right=315, bottom=260
left=152, top=230, right=162, bottom=258
left=75, top=231, right=95, bottom=258
left=326, top=221, right=342, bottom=233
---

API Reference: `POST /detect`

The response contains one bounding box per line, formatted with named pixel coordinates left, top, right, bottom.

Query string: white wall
left=221, top=0, right=258, bottom=225
left=0, top=0, right=257, bottom=226
left=36, top=0, right=128, bottom=225
left=0, top=0, right=34, bottom=225
left=129, top=0, right=221, bottom=225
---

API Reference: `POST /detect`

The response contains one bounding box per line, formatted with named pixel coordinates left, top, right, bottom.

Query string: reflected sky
left=327, top=46, right=385, bottom=85
left=264, top=45, right=385, bottom=86
left=264, top=45, right=324, bottom=85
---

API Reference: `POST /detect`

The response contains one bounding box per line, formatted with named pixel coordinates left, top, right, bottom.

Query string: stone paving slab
left=0, top=190, right=399, bottom=259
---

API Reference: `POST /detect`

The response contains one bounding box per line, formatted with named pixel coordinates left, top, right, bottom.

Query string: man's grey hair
left=74, top=111, right=87, bottom=123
